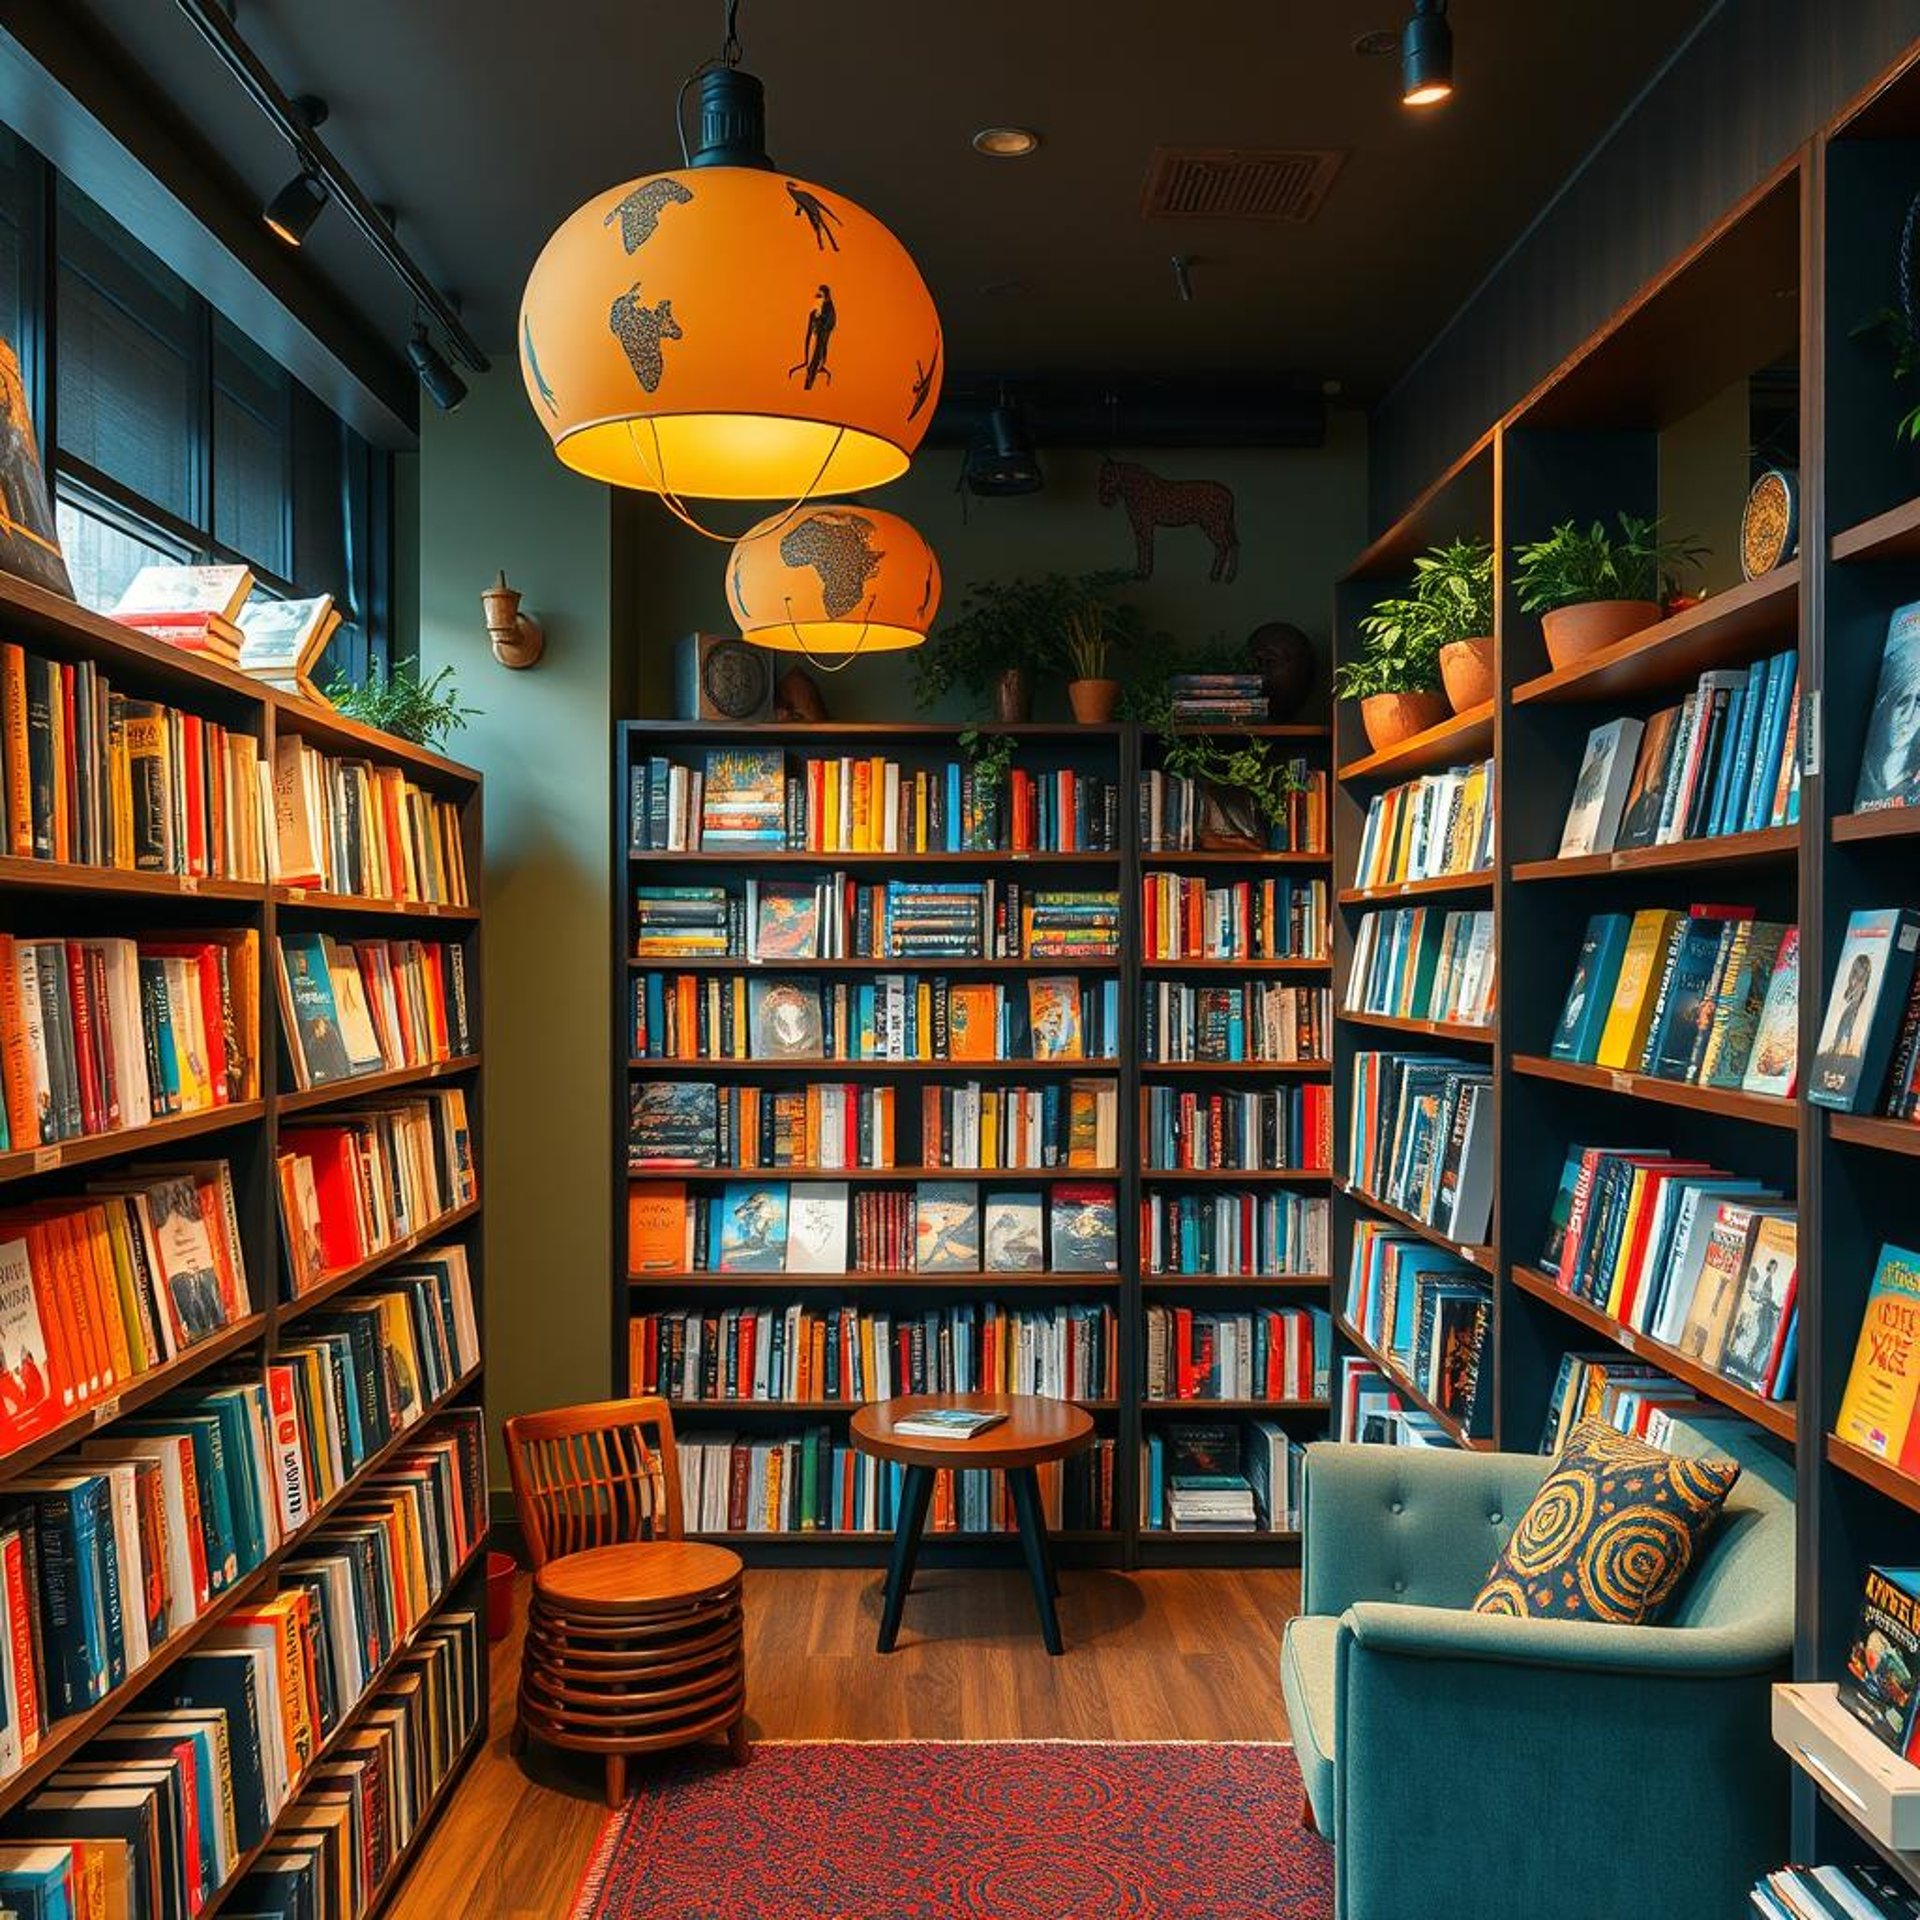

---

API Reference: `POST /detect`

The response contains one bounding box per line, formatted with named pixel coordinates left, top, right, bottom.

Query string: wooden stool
left=504, top=1398, right=751, bottom=1804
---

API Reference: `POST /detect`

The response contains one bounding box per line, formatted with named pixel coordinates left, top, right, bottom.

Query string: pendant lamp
left=518, top=11, right=942, bottom=512
left=727, top=505, right=940, bottom=663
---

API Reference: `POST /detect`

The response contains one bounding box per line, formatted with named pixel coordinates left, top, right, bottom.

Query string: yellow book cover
left=851, top=758, right=871, bottom=852
left=913, top=770, right=929, bottom=853
left=1837, top=1244, right=1920, bottom=1460
left=915, top=981, right=933, bottom=1059
left=1595, top=909, right=1682, bottom=1068
left=821, top=758, right=840, bottom=853
left=870, top=756, right=887, bottom=851
left=1603, top=1164, right=1656, bottom=1321
left=0, top=642, right=29, bottom=858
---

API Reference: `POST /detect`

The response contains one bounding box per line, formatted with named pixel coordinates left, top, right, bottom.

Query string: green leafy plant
left=323, top=660, right=477, bottom=750
left=1128, top=670, right=1306, bottom=833
left=957, top=728, right=1015, bottom=851
left=915, top=571, right=1141, bottom=710
left=1510, top=514, right=1707, bottom=614
left=1333, top=538, right=1493, bottom=701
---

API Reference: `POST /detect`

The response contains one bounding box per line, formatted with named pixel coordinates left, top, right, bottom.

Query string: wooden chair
left=503, top=1397, right=749, bottom=1803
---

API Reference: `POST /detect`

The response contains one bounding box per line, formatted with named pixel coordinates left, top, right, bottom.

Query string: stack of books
left=696, top=749, right=787, bottom=848
left=631, top=971, right=1121, bottom=1065
left=109, top=562, right=253, bottom=664
left=1550, top=910, right=1798, bottom=1095
left=1167, top=673, right=1268, bottom=723
left=1350, top=761, right=1493, bottom=890
left=1752, top=1863, right=1920, bottom=1917
left=1344, top=1221, right=1494, bottom=1433
left=1140, top=1190, right=1329, bottom=1277
left=633, top=886, right=733, bottom=956
left=0, top=929, right=258, bottom=1151
left=630, top=1081, right=900, bottom=1172
left=1537, top=1144, right=1798, bottom=1399
left=1022, top=891, right=1121, bottom=960
left=1141, top=1420, right=1302, bottom=1533
left=272, top=932, right=473, bottom=1092
left=1140, top=873, right=1328, bottom=961
left=0, top=1161, right=255, bottom=1448
left=1346, top=908, right=1495, bottom=1028
left=0, top=642, right=270, bottom=878
left=1559, top=646, right=1801, bottom=859
left=1141, top=1303, right=1328, bottom=1401
left=1142, top=982, right=1331, bottom=1063
left=1344, top=1051, right=1495, bottom=1243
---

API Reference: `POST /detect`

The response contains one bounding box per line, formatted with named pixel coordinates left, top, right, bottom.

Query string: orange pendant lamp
left=518, top=11, right=942, bottom=508
left=727, top=504, right=940, bottom=661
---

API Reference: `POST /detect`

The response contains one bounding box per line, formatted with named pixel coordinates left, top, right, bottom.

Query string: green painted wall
left=415, top=367, right=632, bottom=1493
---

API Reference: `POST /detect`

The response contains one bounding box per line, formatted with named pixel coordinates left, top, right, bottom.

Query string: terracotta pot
left=1540, top=599, right=1661, bottom=671
left=1359, top=690, right=1450, bottom=755
left=1067, top=678, right=1120, bottom=724
left=1438, top=636, right=1496, bottom=714
left=992, top=666, right=1033, bottom=724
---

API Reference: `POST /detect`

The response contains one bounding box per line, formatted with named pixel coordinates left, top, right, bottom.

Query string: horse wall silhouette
left=1098, top=457, right=1239, bottom=583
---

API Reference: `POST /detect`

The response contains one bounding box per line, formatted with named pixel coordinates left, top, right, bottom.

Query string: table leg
left=1009, top=1466, right=1064, bottom=1655
left=878, top=1465, right=933, bottom=1653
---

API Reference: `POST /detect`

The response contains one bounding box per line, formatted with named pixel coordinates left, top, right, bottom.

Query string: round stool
left=512, top=1539, right=750, bottom=1804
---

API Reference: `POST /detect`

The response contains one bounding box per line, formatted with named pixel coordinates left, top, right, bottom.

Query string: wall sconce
left=482, top=569, right=544, bottom=669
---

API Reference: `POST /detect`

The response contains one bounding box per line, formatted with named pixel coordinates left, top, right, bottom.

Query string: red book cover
left=0, top=1527, right=39, bottom=1756
left=180, top=712, right=206, bottom=876
left=60, top=942, right=102, bottom=1138
left=298, top=1127, right=369, bottom=1273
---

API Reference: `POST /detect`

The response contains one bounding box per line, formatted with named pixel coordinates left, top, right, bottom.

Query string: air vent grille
left=1140, top=146, right=1346, bottom=223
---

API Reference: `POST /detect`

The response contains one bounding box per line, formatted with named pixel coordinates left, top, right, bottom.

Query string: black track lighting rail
left=172, top=0, right=491, bottom=375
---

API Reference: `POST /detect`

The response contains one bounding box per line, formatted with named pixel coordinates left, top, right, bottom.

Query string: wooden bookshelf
left=618, top=718, right=1334, bottom=1564
left=0, top=586, right=487, bottom=1896
left=1506, top=1265, right=1796, bottom=1442
left=1827, top=1112, right=1920, bottom=1158
left=1334, top=1179, right=1496, bottom=1273
left=1826, top=1434, right=1920, bottom=1515
left=1831, top=492, right=1920, bottom=564
left=1338, top=871, right=1493, bottom=906
left=1511, top=1054, right=1799, bottom=1129
left=1336, top=701, right=1495, bottom=784
left=1831, top=807, right=1920, bottom=845
left=1510, top=825, right=1799, bottom=882
left=1335, top=1314, right=1493, bottom=1450
left=1341, top=1010, right=1493, bottom=1045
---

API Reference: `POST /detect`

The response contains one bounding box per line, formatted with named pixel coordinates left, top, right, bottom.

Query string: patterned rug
left=571, top=1740, right=1332, bottom=1920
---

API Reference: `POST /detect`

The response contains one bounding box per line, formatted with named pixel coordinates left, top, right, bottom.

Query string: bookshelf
left=0, top=574, right=486, bottom=1905
left=1327, top=40, right=1920, bottom=1885
left=614, top=718, right=1331, bottom=1566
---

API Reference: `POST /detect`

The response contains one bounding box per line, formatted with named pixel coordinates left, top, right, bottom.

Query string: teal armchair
left=1279, top=1422, right=1793, bottom=1920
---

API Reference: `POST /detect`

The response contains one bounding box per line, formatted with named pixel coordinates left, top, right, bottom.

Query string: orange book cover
left=947, top=985, right=999, bottom=1062
left=0, top=641, right=29, bottom=859
left=628, top=1183, right=686, bottom=1274
left=1839, top=1244, right=1920, bottom=1461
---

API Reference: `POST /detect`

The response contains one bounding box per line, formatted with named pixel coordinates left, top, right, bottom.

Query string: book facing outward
left=1808, top=910, right=1920, bottom=1113
left=1559, top=718, right=1644, bottom=858
left=889, top=1407, right=1009, bottom=1440
left=1836, top=1245, right=1920, bottom=1470
left=1855, top=601, right=1920, bottom=813
left=235, top=595, right=340, bottom=697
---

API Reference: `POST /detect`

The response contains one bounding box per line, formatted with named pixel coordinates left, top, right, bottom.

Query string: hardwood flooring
left=388, top=1563, right=1302, bottom=1920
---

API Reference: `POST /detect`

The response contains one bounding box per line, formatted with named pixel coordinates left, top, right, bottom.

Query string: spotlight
left=1401, top=1, right=1453, bottom=107
left=408, top=323, right=468, bottom=413
left=263, top=169, right=327, bottom=246
left=964, top=398, right=1043, bottom=497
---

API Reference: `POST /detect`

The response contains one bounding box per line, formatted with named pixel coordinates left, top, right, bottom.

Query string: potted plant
left=1054, top=570, right=1145, bottom=723
left=323, top=661, right=477, bottom=750
left=1335, top=582, right=1450, bottom=755
left=1353, top=539, right=1496, bottom=717
left=1511, top=514, right=1707, bottom=670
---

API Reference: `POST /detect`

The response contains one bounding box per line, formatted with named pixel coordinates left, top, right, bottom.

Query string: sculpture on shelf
left=775, top=667, right=829, bottom=723
left=1246, top=621, right=1316, bottom=720
left=1098, top=456, right=1239, bottom=583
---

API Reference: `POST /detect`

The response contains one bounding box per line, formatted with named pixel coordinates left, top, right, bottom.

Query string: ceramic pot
left=1540, top=599, right=1661, bottom=671
left=1438, top=636, right=1496, bottom=713
left=992, top=667, right=1033, bottom=724
left=1359, top=690, right=1451, bottom=754
left=1067, top=678, right=1120, bottom=724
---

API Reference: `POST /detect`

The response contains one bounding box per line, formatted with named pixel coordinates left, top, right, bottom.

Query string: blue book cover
left=1551, top=915, right=1631, bottom=1062
left=716, top=1181, right=790, bottom=1271
left=159, top=1651, right=272, bottom=1850
left=1721, top=653, right=1773, bottom=839
left=204, top=1386, right=269, bottom=1574
left=119, top=1413, right=237, bottom=1591
left=1745, top=649, right=1798, bottom=833
left=17, top=1475, right=110, bottom=1714
left=0, top=1851, right=77, bottom=1920
left=1644, top=916, right=1736, bottom=1080
left=278, top=932, right=351, bottom=1086
left=1809, top=908, right=1920, bottom=1112
left=1705, top=682, right=1749, bottom=838
left=945, top=764, right=962, bottom=852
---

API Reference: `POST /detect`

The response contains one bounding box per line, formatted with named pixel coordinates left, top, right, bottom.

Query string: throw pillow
left=1471, top=1418, right=1741, bottom=1625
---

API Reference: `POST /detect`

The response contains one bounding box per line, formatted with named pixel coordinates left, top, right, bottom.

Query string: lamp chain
left=620, top=417, right=849, bottom=544
left=778, top=594, right=876, bottom=674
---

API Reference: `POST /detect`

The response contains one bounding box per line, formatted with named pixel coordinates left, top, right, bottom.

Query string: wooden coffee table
left=851, top=1392, right=1095, bottom=1656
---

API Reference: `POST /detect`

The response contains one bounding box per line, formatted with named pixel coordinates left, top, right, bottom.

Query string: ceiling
left=59, top=0, right=1712, bottom=403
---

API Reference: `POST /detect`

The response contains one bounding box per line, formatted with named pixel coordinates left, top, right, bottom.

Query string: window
left=0, top=126, right=395, bottom=672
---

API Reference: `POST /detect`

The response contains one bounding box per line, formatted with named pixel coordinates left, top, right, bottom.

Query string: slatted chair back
left=503, top=1397, right=684, bottom=1570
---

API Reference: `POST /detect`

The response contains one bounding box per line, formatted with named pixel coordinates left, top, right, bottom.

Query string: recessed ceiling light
left=1353, top=29, right=1399, bottom=56
left=973, top=127, right=1040, bottom=159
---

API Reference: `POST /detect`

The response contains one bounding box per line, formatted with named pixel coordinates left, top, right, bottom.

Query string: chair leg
left=604, top=1752, right=627, bottom=1808
left=728, top=1715, right=752, bottom=1765
left=1300, top=1793, right=1319, bottom=1835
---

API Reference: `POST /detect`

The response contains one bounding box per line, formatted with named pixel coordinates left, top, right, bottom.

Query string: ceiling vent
left=1140, top=146, right=1346, bottom=223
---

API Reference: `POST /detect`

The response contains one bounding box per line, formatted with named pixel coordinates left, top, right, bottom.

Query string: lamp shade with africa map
left=726, top=504, right=940, bottom=655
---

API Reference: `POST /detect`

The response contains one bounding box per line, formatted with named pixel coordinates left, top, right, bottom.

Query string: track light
left=1401, top=0, right=1454, bottom=107
left=408, top=323, right=468, bottom=413
left=263, top=168, right=327, bottom=245
left=964, top=397, right=1043, bottom=497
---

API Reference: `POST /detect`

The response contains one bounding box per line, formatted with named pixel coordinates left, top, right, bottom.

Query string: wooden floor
left=389, top=1562, right=1302, bottom=1920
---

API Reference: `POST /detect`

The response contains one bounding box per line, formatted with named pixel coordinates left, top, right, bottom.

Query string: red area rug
left=570, top=1740, right=1332, bottom=1920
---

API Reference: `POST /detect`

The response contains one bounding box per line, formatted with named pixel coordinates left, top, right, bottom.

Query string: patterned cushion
left=1471, top=1419, right=1740, bottom=1625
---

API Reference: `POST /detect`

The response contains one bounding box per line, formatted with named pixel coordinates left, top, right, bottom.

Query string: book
left=1719, top=1214, right=1798, bottom=1395
left=1854, top=600, right=1920, bottom=812
left=888, top=1407, right=1009, bottom=1439
left=1049, top=1182, right=1118, bottom=1273
left=627, top=1082, right=718, bottom=1169
left=1026, top=978, right=1084, bottom=1061
left=1558, top=718, right=1643, bottom=857
left=1614, top=706, right=1683, bottom=852
left=714, top=1183, right=789, bottom=1272
left=1550, top=915, right=1631, bottom=1062
left=0, top=340, right=70, bottom=598
left=1840, top=1566, right=1920, bottom=1757
left=236, top=596, right=339, bottom=680
left=784, top=1183, right=849, bottom=1273
left=114, top=563, right=253, bottom=623
left=983, top=1191, right=1045, bottom=1272
left=1809, top=910, right=1920, bottom=1112
left=1740, top=929, right=1800, bottom=1097
left=1836, top=1244, right=1920, bottom=1464
left=913, top=1182, right=979, bottom=1274
left=748, top=978, right=824, bottom=1059
left=1594, top=909, right=1682, bottom=1070
left=753, top=884, right=820, bottom=960
left=700, top=750, right=785, bottom=847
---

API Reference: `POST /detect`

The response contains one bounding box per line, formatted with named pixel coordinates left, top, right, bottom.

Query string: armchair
left=1279, top=1421, right=1793, bottom=1920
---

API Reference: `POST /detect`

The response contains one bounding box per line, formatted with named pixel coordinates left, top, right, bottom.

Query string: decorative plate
left=1740, top=468, right=1799, bottom=580
left=702, top=637, right=772, bottom=718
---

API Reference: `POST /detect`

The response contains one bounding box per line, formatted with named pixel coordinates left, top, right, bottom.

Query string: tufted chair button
left=1388, top=1499, right=1405, bottom=1515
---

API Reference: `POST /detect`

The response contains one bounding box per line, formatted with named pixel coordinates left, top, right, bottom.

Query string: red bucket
left=486, top=1550, right=517, bottom=1641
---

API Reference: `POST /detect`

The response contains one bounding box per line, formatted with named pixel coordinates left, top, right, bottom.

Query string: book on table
left=888, top=1407, right=1010, bottom=1440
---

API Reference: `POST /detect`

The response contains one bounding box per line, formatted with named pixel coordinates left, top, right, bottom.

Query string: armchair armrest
left=1299, top=1442, right=1551, bottom=1616
left=1341, top=1598, right=1789, bottom=1678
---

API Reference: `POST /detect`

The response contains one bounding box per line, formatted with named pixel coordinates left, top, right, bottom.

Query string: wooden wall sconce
left=483, top=570, right=545, bottom=669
